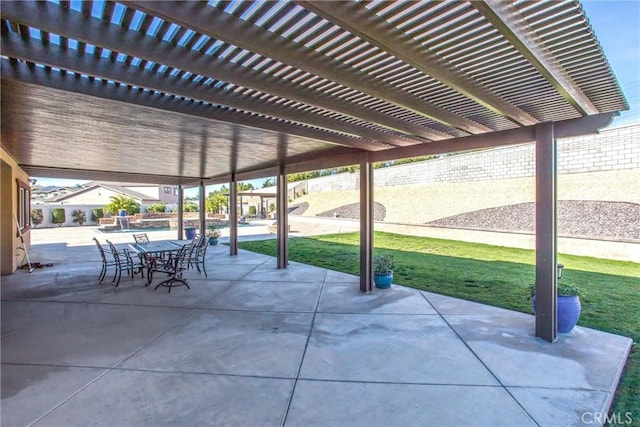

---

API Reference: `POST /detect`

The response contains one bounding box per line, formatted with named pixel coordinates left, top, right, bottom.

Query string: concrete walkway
left=1, top=229, right=632, bottom=426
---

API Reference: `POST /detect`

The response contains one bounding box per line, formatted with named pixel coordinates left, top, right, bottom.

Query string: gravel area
left=315, top=202, right=387, bottom=221
left=427, top=201, right=639, bottom=240
left=289, top=202, right=309, bottom=215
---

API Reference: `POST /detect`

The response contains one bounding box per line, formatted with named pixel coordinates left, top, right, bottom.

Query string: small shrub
left=147, top=203, right=166, bottom=213
left=184, top=202, right=199, bottom=212
left=374, top=254, right=396, bottom=274
left=248, top=206, right=257, bottom=215
left=206, top=225, right=221, bottom=239
left=72, top=209, right=87, bottom=226
left=91, top=208, right=104, bottom=223
left=528, top=282, right=585, bottom=298
left=31, top=209, right=44, bottom=227
left=51, top=208, right=66, bottom=225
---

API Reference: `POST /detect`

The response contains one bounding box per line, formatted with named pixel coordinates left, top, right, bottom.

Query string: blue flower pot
left=185, top=228, right=196, bottom=240
left=374, top=272, right=393, bottom=289
left=532, top=295, right=581, bottom=333
left=557, top=295, right=582, bottom=333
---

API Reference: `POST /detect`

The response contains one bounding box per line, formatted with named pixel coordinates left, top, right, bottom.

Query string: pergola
left=0, top=0, right=627, bottom=342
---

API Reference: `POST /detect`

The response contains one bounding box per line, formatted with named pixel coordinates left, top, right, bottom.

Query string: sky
left=34, top=1, right=639, bottom=190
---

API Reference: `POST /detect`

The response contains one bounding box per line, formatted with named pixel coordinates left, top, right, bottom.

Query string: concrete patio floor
left=1, top=231, right=632, bottom=426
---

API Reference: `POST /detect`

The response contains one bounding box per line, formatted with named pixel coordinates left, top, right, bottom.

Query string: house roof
left=49, top=183, right=159, bottom=203
left=0, top=1, right=626, bottom=185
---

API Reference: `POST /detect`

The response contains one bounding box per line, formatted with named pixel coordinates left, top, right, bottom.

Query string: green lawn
left=237, top=231, right=640, bottom=420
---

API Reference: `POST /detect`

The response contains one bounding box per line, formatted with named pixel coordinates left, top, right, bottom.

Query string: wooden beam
left=20, top=165, right=199, bottom=186
left=298, top=0, right=538, bottom=127
left=474, top=1, right=598, bottom=116
left=371, top=113, right=618, bottom=163
left=206, top=113, right=617, bottom=185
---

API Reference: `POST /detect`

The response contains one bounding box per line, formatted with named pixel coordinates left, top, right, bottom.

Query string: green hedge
left=91, top=208, right=104, bottom=223
left=147, top=203, right=166, bottom=213
left=31, top=209, right=44, bottom=227
left=51, top=208, right=66, bottom=225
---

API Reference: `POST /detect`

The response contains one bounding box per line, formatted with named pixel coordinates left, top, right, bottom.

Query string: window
left=164, top=186, right=172, bottom=194
left=16, top=180, right=30, bottom=232
left=174, top=187, right=178, bottom=196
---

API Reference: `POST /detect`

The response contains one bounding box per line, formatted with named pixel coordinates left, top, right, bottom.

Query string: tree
left=31, top=209, right=44, bottom=227
left=262, top=178, right=275, bottom=188
left=72, top=209, right=87, bottom=225
left=103, top=195, right=140, bottom=215
left=206, top=190, right=227, bottom=214
left=237, top=182, right=254, bottom=191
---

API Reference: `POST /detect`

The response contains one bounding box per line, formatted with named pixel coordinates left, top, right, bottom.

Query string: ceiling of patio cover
left=0, top=0, right=628, bottom=185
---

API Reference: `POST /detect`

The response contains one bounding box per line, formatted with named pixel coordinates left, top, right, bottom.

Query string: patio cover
left=0, top=0, right=628, bottom=341
left=0, top=0, right=627, bottom=184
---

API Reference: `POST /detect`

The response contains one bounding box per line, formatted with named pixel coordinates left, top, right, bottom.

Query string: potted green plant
left=529, top=282, right=585, bottom=333
left=374, top=254, right=396, bottom=289
left=206, top=225, right=221, bottom=245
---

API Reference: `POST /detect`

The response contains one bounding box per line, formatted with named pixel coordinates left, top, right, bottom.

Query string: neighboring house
left=31, top=185, right=75, bottom=200
left=48, top=183, right=156, bottom=206
left=35, top=181, right=180, bottom=206
left=28, top=181, right=181, bottom=229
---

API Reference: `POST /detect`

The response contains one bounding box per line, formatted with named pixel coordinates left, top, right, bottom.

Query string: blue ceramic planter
left=185, top=228, right=197, bottom=240
left=374, top=272, right=393, bottom=289
left=532, top=295, right=581, bottom=333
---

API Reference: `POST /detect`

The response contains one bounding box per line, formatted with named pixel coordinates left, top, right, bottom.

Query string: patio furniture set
left=92, top=232, right=209, bottom=292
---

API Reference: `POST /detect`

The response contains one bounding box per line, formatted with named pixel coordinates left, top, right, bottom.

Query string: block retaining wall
left=307, top=124, right=639, bottom=193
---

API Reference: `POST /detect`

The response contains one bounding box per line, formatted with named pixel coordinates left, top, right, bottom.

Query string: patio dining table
left=128, top=240, right=187, bottom=286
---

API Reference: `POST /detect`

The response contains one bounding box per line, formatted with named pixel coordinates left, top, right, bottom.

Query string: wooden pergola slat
left=123, top=1, right=490, bottom=135
left=298, top=0, right=538, bottom=126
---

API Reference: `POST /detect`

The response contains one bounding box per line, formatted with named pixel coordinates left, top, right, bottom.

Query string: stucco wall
left=1, top=147, right=32, bottom=274
left=55, top=187, right=122, bottom=205
left=30, top=204, right=104, bottom=228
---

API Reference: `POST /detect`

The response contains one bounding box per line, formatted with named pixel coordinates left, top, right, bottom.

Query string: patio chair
left=188, top=233, right=209, bottom=277
left=93, top=237, right=117, bottom=282
left=105, top=240, right=145, bottom=287
left=150, top=244, right=191, bottom=293
left=133, top=233, right=150, bottom=244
